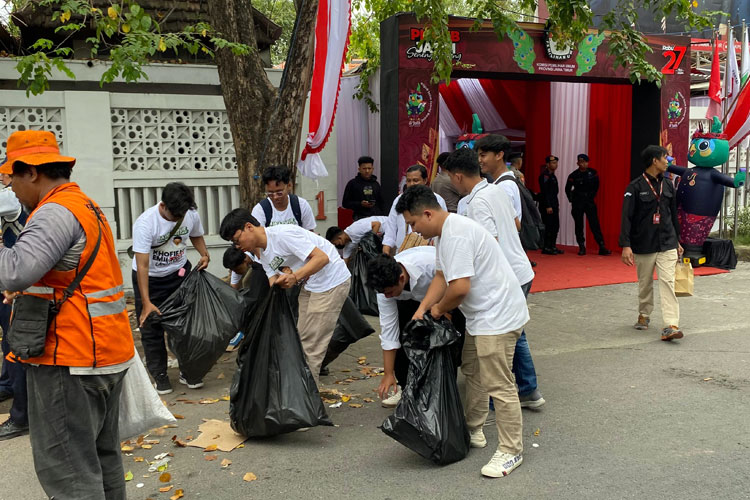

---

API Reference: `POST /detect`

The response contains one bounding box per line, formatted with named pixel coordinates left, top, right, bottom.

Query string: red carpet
left=528, top=246, right=729, bottom=294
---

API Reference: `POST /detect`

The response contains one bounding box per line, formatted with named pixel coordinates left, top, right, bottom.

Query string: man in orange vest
left=0, top=130, right=134, bottom=499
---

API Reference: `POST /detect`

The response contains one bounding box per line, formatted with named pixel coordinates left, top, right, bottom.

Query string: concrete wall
left=0, top=59, right=339, bottom=289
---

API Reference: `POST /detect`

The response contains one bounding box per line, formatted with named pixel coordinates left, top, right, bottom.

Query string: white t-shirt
left=229, top=251, right=258, bottom=286
left=251, top=195, right=316, bottom=229
left=494, top=171, right=522, bottom=221
left=342, top=215, right=389, bottom=259
left=259, top=225, right=350, bottom=293
left=459, top=180, right=534, bottom=286
left=382, top=192, right=447, bottom=251
left=131, top=205, right=204, bottom=277
left=435, top=214, right=528, bottom=335
left=376, top=246, right=436, bottom=350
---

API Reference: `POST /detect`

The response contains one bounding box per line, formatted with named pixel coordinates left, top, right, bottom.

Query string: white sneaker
left=381, top=387, right=402, bottom=408
left=469, top=428, right=487, bottom=448
left=481, top=451, right=523, bottom=478
left=178, top=374, right=204, bottom=389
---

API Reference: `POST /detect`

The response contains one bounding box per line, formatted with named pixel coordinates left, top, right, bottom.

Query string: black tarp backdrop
left=590, top=0, right=747, bottom=36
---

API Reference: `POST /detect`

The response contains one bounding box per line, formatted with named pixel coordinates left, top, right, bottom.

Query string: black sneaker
left=319, top=366, right=330, bottom=376
left=541, top=248, right=556, bottom=255
left=0, top=390, right=12, bottom=402
left=154, top=374, right=173, bottom=395
left=598, top=247, right=612, bottom=256
left=553, top=247, right=564, bottom=254
left=0, top=418, right=29, bottom=441
left=578, top=247, right=586, bottom=256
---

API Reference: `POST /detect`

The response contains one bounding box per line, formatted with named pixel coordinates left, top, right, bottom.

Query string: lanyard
left=642, top=174, right=663, bottom=213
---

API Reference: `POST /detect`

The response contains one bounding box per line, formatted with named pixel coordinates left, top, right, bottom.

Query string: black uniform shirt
left=618, top=172, right=680, bottom=254
left=565, top=168, right=600, bottom=204
left=538, top=169, right=559, bottom=209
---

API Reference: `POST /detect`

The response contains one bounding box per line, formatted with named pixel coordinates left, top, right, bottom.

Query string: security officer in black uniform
left=565, top=154, right=612, bottom=256
left=539, top=155, right=562, bottom=255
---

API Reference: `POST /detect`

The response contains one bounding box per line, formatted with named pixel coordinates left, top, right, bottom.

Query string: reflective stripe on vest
left=88, top=297, right=127, bottom=318
left=26, top=286, right=54, bottom=295
left=87, top=284, right=124, bottom=299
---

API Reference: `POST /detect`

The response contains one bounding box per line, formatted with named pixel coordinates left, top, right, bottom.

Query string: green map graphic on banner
left=576, top=33, right=606, bottom=75
left=507, top=27, right=535, bottom=73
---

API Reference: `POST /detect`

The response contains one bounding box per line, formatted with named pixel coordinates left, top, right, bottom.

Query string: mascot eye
left=698, top=140, right=710, bottom=151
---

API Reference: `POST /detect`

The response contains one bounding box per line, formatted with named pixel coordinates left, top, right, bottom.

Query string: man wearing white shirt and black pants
left=220, top=209, right=350, bottom=385
left=382, top=165, right=447, bottom=255
left=325, top=215, right=388, bottom=263
left=397, top=185, right=528, bottom=478
left=365, top=246, right=440, bottom=407
left=132, top=182, right=210, bottom=394
left=446, top=148, right=544, bottom=408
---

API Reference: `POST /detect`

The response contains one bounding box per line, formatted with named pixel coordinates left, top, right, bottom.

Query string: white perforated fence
left=0, top=106, right=66, bottom=152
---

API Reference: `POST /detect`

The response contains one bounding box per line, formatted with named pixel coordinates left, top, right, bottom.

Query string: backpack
left=498, top=176, right=545, bottom=250
left=260, top=195, right=302, bottom=227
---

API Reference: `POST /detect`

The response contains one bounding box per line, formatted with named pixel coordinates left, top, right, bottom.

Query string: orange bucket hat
left=0, top=130, right=76, bottom=175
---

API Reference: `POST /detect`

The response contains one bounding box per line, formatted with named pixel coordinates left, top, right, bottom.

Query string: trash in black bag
left=152, top=270, right=250, bottom=383
left=230, top=286, right=332, bottom=437
left=321, top=296, right=375, bottom=370
left=238, top=262, right=270, bottom=325
left=380, top=313, right=470, bottom=465
left=350, top=231, right=381, bottom=316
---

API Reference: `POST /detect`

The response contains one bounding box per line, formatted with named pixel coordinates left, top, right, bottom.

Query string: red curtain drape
left=524, top=81, right=551, bottom=193
left=587, top=84, right=632, bottom=251
left=439, top=82, right=475, bottom=132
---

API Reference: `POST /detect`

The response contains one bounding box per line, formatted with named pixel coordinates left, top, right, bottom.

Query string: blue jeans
left=513, top=281, right=538, bottom=396
left=0, top=302, right=28, bottom=425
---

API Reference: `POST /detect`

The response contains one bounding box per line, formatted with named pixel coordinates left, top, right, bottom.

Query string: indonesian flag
left=724, top=29, right=742, bottom=123
left=297, top=0, right=352, bottom=180
left=724, top=81, right=750, bottom=148
left=706, top=37, right=722, bottom=120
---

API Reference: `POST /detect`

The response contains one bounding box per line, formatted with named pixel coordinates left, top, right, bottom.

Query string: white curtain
left=439, top=94, right=462, bottom=153
left=457, top=79, right=507, bottom=133
left=336, top=73, right=379, bottom=205
left=550, top=82, right=590, bottom=246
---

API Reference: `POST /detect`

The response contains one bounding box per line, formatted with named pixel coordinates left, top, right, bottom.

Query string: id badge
left=652, top=213, right=661, bottom=224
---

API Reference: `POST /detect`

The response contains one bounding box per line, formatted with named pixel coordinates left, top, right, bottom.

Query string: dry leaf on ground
left=170, top=489, right=184, bottom=500
left=159, top=485, right=174, bottom=493
left=159, top=472, right=171, bottom=483
left=205, top=455, right=218, bottom=461
left=534, top=428, right=540, bottom=436
left=348, top=403, right=363, bottom=408
left=220, top=396, right=230, bottom=401
left=204, top=444, right=218, bottom=452
left=243, top=472, right=258, bottom=482
left=133, top=457, right=144, bottom=462
left=217, top=373, right=226, bottom=379
left=200, top=398, right=220, bottom=404
left=121, top=445, right=134, bottom=452
left=172, top=414, right=185, bottom=419
left=341, top=395, right=351, bottom=402
left=124, top=471, right=133, bottom=481
left=221, top=459, right=232, bottom=468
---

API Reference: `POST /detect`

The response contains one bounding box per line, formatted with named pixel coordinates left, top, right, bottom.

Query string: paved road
left=2, top=263, right=749, bottom=500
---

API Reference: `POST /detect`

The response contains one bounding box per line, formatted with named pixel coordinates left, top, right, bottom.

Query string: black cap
left=545, top=155, right=559, bottom=162
left=577, top=154, right=589, bottom=161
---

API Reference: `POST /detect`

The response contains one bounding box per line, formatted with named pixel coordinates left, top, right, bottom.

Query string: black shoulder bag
left=7, top=210, right=103, bottom=360
left=126, top=215, right=184, bottom=258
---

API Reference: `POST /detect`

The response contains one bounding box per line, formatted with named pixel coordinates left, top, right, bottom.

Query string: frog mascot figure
left=667, top=117, right=746, bottom=265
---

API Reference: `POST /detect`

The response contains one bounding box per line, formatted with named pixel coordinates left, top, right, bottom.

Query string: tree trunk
left=208, top=0, right=319, bottom=208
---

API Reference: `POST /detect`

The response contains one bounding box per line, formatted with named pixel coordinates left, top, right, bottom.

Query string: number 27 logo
left=662, top=46, right=687, bottom=74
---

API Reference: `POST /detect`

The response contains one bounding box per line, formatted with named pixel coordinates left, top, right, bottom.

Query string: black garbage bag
left=321, top=297, right=375, bottom=369
left=239, top=262, right=271, bottom=325
left=380, top=314, right=470, bottom=465
left=350, top=231, right=381, bottom=316
left=154, top=270, right=249, bottom=383
left=230, top=286, right=332, bottom=437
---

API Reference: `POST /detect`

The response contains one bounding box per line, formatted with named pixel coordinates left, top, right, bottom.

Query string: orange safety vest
left=20, top=182, right=133, bottom=367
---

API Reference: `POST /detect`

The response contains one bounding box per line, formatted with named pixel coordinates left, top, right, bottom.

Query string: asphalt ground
left=2, top=262, right=749, bottom=500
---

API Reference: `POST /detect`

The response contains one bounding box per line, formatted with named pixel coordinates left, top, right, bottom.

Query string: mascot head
left=689, top=116, right=729, bottom=168
left=455, top=114, right=486, bottom=149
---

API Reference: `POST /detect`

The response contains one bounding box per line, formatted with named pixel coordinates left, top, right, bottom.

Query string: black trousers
left=132, top=261, right=191, bottom=380
left=27, top=364, right=127, bottom=500
left=571, top=200, right=605, bottom=248
left=0, top=302, right=27, bottom=425
left=541, top=207, right=560, bottom=249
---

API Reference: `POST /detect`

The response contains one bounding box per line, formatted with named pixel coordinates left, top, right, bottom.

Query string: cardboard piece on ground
left=186, top=419, right=246, bottom=452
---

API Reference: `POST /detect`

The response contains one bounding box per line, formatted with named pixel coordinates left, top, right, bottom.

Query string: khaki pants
left=634, top=249, right=679, bottom=327
left=462, top=328, right=524, bottom=455
left=297, top=281, right=351, bottom=386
